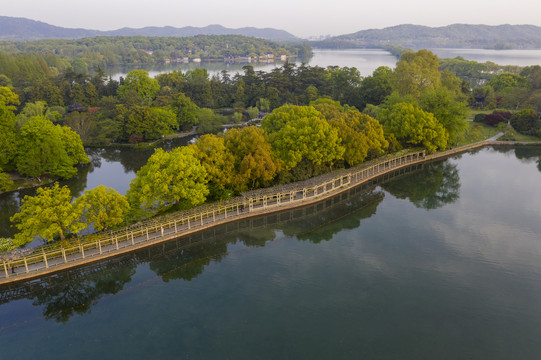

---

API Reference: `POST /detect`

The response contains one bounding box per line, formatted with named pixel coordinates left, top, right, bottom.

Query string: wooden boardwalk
left=0, top=138, right=524, bottom=285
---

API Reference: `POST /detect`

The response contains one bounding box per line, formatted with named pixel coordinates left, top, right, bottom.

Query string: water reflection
left=383, top=161, right=460, bottom=209
left=0, top=178, right=397, bottom=322
left=3, top=150, right=541, bottom=359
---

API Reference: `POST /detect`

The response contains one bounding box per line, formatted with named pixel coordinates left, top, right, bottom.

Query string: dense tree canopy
left=126, top=147, right=209, bottom=219
left=510, top=109, right=541, bottom=136
left=224, top=126, right=280, bottom=192
left=379, top=103, right=448, bottom=153
left=10, top=183, right=85, bottom=245
left=74, top=185, right=130, bottom=232
left=270, top=111, right=344, bottom=170
left=189, top=134, right=235, bottom=198
left=15, top=117, right=89, bottom=178
left=391, top=50, right=441, bottom=98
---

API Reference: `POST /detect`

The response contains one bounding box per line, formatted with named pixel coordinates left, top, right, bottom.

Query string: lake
left=2, top=146, right=541, bottom=359
left=109, top=48, right=399, bottom=79
left=110, top=47, right=541, bottom=81
left=2, top=47, right=541, bottom=239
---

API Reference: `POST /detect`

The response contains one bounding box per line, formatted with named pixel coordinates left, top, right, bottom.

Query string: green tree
left=117, top=105, right=175, bottom=141
left=117, top=69, right=160, bottom=105
left=16, top=101, right=62, bottom=127
left=126, top=147, right=209, bottom=219
left=391, top=50, right=441, bottom=98
left=246, top=106, right=259, bottom=120
left=10, top=183, right=85, bottom=245
left=171, top=93, right=200, bottom=130
left=510, top=109, right=541, bottom=136
left=261, top=104, right=321, bottom=133
left=329, top=110, right=388, bottom=166
left=359, top=66, right=393, bottom=108
left=419, top=88, right=468, bottom=145
left=190, top=134, right=235, bottom=198
left=487, top=73, right=529, bottom=92
left=271, top=114, right=344, bottom=170
left=15, top=117, right=89, bottom=178
left=0, top=104, right=17, bottom=168
left=74, top=185, right=130, bottom=232
left=379, top=103, right=448, bottom=153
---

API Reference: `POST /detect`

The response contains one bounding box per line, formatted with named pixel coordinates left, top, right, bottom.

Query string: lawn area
left=455, top=121, right=501, bottom=146
left=510, top=133, right=541, bottom=142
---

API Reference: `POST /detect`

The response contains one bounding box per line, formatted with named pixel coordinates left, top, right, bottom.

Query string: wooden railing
left=0, top=150, right=431, bottom=283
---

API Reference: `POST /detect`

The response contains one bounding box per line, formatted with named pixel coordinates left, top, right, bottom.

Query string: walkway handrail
left=0, top=143, right=493, bottom=284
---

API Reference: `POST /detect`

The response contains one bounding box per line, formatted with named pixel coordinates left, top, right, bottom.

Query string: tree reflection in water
left=0, top=162, right=447, bottom=323
left=383, top=160, right=460, bottom=210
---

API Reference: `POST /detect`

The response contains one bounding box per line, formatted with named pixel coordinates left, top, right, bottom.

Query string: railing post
left=80, top=243, right=85, bottom=259
left=174, top=220, right=178, bottom=233
left=62, top=248, right=67, bottom=263
left=213, top=210, right=216, bottom=222
left=24, top=258, right=29, bottom=273
left=42, top=248, right=48, bottom=269
left=98, top=240, right=102, bottom=254
left=188, top=217, right=191, bottom=229
left=161, top=226, right=164, bottom=237
left=146, top=228, right=149, bottom=240
left=201, top=214, right=204, bottom=226
left=224, top=207, right=227, bottom=219
left=3, top=260, right=8, bottom=278
left=115, top=236, right=119, bottom=250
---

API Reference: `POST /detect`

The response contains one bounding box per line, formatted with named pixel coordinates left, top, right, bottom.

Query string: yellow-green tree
left=224, top=126, right=280, bottom=192
left=0, top=86, right=20, bottom=111
left=10, top=183, right=85, bottom=245
left=0, top=167, right=12, bottom=191
left=126, top=147, right=209, bottom=219
left=261, top=104, right=321, bottom=133
left=391, top=50, right=441, bottom=98
left=329, top=111, right=388, bottom=166
left=74, top=185, right=130, bottom=232
left=117, top=69, right=160, bottom=106
left=379, top=103, right=448, bottom=153
left=271, top=115, right=344, bottom=170
left=190, top=134, right=235, bottom=197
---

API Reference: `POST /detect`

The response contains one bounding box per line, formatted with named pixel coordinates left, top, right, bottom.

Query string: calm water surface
left=110, top=48, right=398, bottom=79
left=431, top=48, right=541, bottom=66
left=1, top=147, right=541, bottom=359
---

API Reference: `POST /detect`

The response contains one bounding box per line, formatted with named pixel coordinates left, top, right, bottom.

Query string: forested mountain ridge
left=0, top=16, right=300, bottom=41
left=314, top=24, right=541, bottom=49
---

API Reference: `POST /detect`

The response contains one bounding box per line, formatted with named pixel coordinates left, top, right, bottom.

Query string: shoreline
left=1, top=140, right=541, bottom=284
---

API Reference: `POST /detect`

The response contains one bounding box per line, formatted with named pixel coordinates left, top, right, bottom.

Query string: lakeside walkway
left=0, top=137, right=538, bottom=284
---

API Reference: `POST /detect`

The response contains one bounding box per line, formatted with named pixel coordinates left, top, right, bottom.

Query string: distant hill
left=0, top=16, right=300, bottom=42
left=314, top=24, right=541, bottom=49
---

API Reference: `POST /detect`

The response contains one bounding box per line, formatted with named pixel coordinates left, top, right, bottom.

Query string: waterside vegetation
left=1, top=47, right=541, bottom=252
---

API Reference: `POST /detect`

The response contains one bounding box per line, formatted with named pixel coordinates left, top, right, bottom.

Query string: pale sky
left=2, top=0, right=540, bottom=38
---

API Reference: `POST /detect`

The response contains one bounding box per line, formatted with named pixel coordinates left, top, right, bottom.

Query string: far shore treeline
left=1, top=36, right=541, bottom=250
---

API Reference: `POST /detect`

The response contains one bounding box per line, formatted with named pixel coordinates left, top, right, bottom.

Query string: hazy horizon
left=2, top=0, right=541, bottom=38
